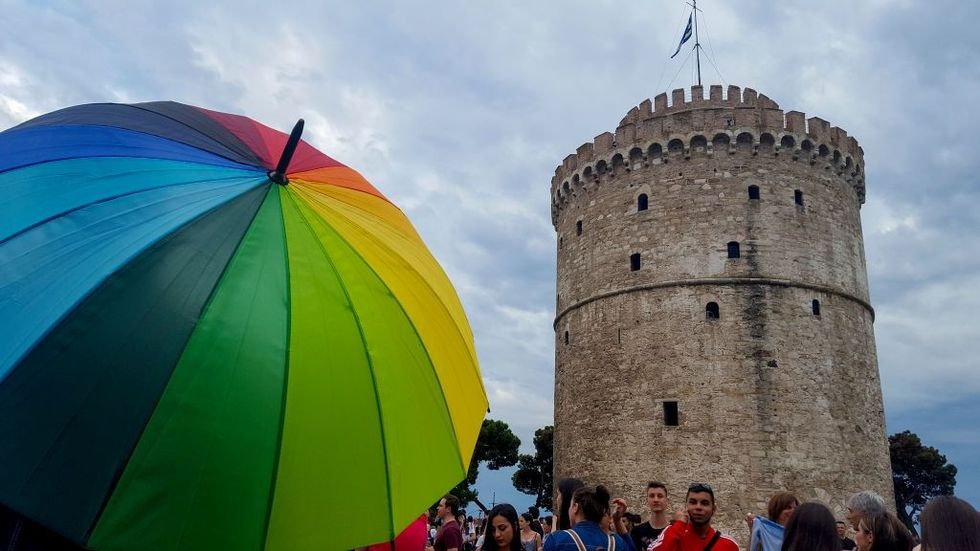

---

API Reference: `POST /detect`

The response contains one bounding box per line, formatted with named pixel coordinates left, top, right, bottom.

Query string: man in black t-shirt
left=837, top=520, right=857, bottom=551
left=631, top=481, right=671, bottom=551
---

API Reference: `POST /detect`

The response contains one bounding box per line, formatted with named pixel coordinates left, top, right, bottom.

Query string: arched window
left=748, top=185, right=760, bottom=200
left=648, top=143, right=663, bottom=161
left=611, top=153, right=625, bottom=172
left=630, top=253, right=641, bottom=271
left=596, top=160, right=608, bottom=175
left=576, top=220, right=583, bottom=236
left=637, top=194, right=648, bottom=211
left=736, top=132, right=754, bottom=152
left=812, top=299, right=821, bottom=316
left=691, top=135, right=708, bottom=151
left=706, top=302, right=720, bottom=320
left=727, top=241, right=740, bottom=259
left=629, top=147, right=643, bottom=163
left=759, top=133, right=775, bottom=152
left=795, top=190, right=804, bottom=206
left=712, top=133, right=730, bottom=150
left=780, top=135, right=796, bottom=150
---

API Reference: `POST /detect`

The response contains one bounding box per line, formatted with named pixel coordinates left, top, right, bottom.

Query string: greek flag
left=671, top=14, right=693, bottom=58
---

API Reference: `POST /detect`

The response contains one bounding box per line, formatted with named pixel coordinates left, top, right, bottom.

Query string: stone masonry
left=551, top=85, right=893, bottom=540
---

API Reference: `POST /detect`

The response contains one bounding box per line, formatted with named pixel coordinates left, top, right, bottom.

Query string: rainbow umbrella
left=0, top=102, right=487, bottom=550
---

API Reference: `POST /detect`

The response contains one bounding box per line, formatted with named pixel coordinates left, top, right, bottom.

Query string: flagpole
left=693, top=0, right=701, bottom=86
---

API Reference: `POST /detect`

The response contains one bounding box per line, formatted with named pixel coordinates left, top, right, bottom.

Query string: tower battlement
left=551, top=86, right=865, bottom=227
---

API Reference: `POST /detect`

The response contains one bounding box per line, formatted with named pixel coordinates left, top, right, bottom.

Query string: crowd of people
left=420, top=481, right=980, bottom=551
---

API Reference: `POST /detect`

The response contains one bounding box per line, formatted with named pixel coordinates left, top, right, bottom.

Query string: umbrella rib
left=128, top=103, right=265, bottom=167
left=260, top=186, right=292, bottom=551
left=282, top=188, right=399, bottom=540
left=288, top=184, right=471, bottom=479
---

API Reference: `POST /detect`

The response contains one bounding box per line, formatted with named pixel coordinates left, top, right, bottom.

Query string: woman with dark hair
left=855, top=511, right=913, bottom=551
left=542, top=485, right=635, bottom=551
left=479, top=504, right=522, bottom=551
left=918, top=495, right=980, bottom=551
left=780, top=502, right=841, bottom=551
left=520, top=513, right=543, bottom=551
left=555, top=478, right=585, bottom=531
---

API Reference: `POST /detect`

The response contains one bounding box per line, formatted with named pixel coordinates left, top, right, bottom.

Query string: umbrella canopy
left=0, top=102, right=488, bottom=551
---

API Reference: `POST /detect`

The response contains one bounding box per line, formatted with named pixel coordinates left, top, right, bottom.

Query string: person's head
left=837, top=520, right=849, bottom=538
left=646, top=481, right=669, bottom=514
left=569, top=485, right=611, bottom=525
left=437, top=494, right=461, bottom=521
left=685, top=482, right=716, bottom=529
left=847, top=491, right=886, bottom=530
left=557, top=478, right=585, bottom=530
left=519, top=512, right=534, bottom=531
left=919, top=495, right=980, bottom=551
left=483, top=504, right=521, bottom=551
left=857, top=511, right=913, bottom=551
left=541, top=515, right=553, bottom=534
left=780, top=502, right=839, bottom=551
left=767, top=492, right=800, bottom=526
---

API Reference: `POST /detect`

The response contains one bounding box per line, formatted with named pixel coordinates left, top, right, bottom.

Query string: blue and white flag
left=671, top=13, right=693, bottom=58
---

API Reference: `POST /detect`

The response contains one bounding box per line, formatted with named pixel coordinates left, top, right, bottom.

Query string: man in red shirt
left=649, top=483, right=739, bottom=551
left=426, top=494, right=463, bottom=551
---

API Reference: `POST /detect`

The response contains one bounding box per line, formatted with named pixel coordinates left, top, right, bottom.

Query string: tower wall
left=551, top=85, right=892, bottom=538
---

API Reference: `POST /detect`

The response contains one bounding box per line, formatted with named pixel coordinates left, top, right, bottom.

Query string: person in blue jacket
left=543, top=484, right=635, bottom=551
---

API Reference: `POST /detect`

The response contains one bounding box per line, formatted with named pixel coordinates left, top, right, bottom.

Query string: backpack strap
left=702, top=530, right=722, bottom=551
left=608, top=533, right=616, bottom=551
left=564, top=529, right=587, bottom=551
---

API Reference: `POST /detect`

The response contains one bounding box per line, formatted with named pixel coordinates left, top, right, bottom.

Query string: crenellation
left=727, top=84, right=741, bottom=103
left=742, top=88, right=758, bottom=106
left=710, top=85, right=724, bottom=102
left=576, top=142, right=594, bottom=162
left=757, top=94, right=779, bottom=109
left=785, top=111, right=806, bottom=133
left=639, top=99, right=653, bottom=119
left=594, top=132, right=615, bottom=155
left=761, top=107, right=785, bottom=130
left=616, top=123, right=636, bottom=146
left=655, top=93, right=669, bottom=112
left=807, top=117, right=830, bottom=141
left=830, top=127, right=847, bottom=150
left=691, top=85, right=705, bottom=104
left=672, top=88, right=686, bottom=108
left=563, top=153, right=578, bottom=172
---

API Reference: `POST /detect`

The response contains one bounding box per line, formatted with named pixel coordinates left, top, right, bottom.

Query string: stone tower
left=550, top=85, right=893, bottom=536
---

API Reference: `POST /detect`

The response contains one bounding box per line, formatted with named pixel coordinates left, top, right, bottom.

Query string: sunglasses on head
left=688, top=482, right=713, bottom=493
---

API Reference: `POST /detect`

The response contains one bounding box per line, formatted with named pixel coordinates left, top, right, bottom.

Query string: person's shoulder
left=717, top=532, right=741, bottom=551
left=542, top=530, right=574, bottom=551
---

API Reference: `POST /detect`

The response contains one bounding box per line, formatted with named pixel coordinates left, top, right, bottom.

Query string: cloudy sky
left=2, top=0, right=977, bottom=515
